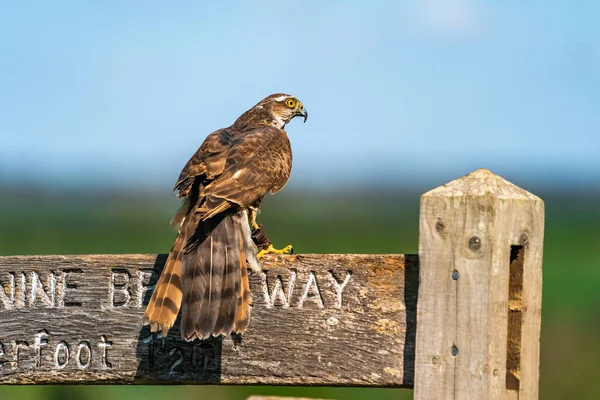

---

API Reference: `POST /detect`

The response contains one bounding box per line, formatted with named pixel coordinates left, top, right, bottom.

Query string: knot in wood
left=435, top=220, right=446, bottom=233
left=519, top=233, right=529, bottom=247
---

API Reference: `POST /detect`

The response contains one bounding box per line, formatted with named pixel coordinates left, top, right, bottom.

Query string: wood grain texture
left=414, top=168, right=544, bottom=400
left=0, top=253, right=418, bottom=386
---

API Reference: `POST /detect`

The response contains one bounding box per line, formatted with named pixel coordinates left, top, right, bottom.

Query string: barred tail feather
left=143, top=230, right=186, bottom=336
left=234, top=208, right=259, bottom=333
left=146, top=207, right=260, bottom=341
left=233, top=237, right=252, bottom=334
left=180, top=209, right=256, bottom=341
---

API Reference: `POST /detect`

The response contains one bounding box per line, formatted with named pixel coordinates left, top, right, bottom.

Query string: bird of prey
left=144, top=93, right=307, bottom=341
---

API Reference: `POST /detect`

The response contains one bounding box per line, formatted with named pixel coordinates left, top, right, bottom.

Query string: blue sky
left=0, top=1, right=598, bottom=190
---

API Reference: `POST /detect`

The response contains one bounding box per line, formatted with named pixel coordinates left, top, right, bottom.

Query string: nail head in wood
left=468, top=236, right=482, bottom=252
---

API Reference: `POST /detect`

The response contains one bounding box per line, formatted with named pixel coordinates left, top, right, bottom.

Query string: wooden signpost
left=0, top=169, right=544, bottom=400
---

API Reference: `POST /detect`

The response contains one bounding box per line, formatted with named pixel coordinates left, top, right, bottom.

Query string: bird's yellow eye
left=286, top=98, right=297, bottom=108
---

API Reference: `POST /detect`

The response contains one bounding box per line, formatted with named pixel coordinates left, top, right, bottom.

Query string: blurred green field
left=1, top=187, right=599, bottom=400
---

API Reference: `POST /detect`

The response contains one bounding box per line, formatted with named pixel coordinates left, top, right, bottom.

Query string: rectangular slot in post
left=506, top=245, right=524, bottom=391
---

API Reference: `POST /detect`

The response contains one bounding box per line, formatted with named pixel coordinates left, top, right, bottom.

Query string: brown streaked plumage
left=144, top=93, right=307, bottom=341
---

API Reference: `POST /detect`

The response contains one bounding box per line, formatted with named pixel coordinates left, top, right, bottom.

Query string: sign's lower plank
left=0, top=254, right=418, bottom=386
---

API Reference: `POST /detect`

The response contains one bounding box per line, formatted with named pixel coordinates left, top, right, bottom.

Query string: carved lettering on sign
left=109, top=268, right=156, bottom=308
left=141, top=332, right=223, bottom=375
left=142, top=331, right=166, bottom=369
left=0, top=341, right=6, bottom=368
left=19, top=272, right=26, bottom=308
left=30, top=272, right=56, bottom=307
left=110, top=269, right=131, bottom=307
left=168, top=347, right=183, bottom=374
left=14, top=341, right=29, bottom=368
left=58, top=269, right=83, bottom=307
left=195, top=342, right=219, bottom=372
left=261, top=270, right=296, bottom=308
left=259, top=269, right=353, bottom=309
left=1, top=270, right=84, bottom=309
left=0, top=272, right=15, bottom=309
left=137, top=269, right=155, bottom=307
left=0, top=331, right=113, bottom=371
left=328, top=270, right=352, bottom=308
left=34, top=330, right=49, bottom=367
left=54, top=341, right=70, bottom=369
left=76, top=341, right=92, bottom=369
left=3, top=267, right=353, bottom=311
left=98, top=335, right=113, bottom=368
left=298, top=272, right=324, bottom=309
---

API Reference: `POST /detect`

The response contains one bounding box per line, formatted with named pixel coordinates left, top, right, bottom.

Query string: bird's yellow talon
left=257, top=244, right=293, bottom=258
left=277, top=245, right=293, bottom=254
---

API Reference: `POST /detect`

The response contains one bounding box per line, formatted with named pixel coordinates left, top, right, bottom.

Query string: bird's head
left=262, top=93, right=308, bottom=127
left=235, top=93, right=307, bottom=130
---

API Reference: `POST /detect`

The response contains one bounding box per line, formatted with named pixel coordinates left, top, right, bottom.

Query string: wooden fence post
left=414, top=168, right=544, bottom=400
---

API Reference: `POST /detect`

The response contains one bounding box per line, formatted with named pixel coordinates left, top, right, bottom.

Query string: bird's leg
left=249, top=208, right=293, bottom=258
left=249, top=208, right=260, bottom=231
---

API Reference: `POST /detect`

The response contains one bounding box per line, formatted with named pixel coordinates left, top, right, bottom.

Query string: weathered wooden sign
left=0, top=253, right=418, bottom=386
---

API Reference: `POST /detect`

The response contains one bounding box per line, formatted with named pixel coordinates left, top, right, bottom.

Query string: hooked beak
left=299, top=108, right=308, bottom=123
